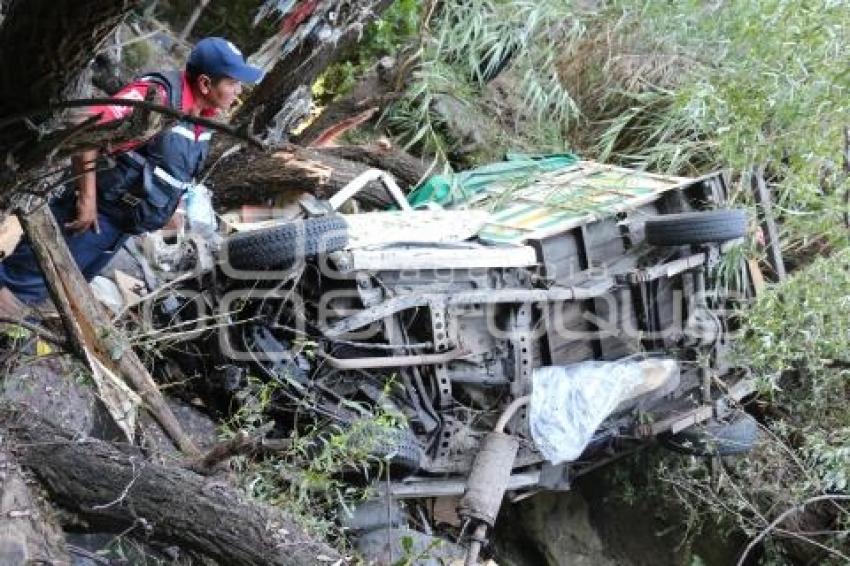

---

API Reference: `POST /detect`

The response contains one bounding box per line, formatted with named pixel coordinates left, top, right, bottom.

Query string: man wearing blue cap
left=0, top=38, right=263, bottom=317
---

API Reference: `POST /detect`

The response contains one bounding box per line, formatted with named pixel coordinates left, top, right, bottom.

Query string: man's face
left=198, top=75, right=243, bottom=112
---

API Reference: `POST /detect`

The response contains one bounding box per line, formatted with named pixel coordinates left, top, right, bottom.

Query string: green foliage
left=222, top=375, right=410, bottom=540
left=431, top=0, right=584, bottom=125
left=123, top=40, right=153, bottom=70
left=553, top=3, right=850, bottom=560
left=655, top=251, right=850, bottom=561
left=392, top=534, right=444, bottom=566
left=384, top=58, right=472, bottom=161
left=739, top=250, right=850, bottom=494
left=387, top=0, right=849, bottom=249
left=316, top=0, right=421, bottom=102
left=365, top=0, right=421, bottom=57
left=741, top=249, right=850, bottom=378
left=712, top=241, right=754, bottom=297
left=236, top=414, right=407, bottom=539
left=594, top=1, right=849, bottom=167
left=222, top=375, right=279, bottom=433
left=589, top=1, right=850, bottom=251
left=804, top=427, right=850, bottom=492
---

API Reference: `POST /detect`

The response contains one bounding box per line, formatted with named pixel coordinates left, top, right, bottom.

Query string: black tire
left=225, top=216, right=349, bottom=270
left=348, top=423, right=422, bottom=474
left=662, top=412, right=759, bottom=457
left=645, top=209, right=747, bottom=246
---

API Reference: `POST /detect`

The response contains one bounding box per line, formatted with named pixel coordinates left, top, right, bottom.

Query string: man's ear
left=198, top=74, right=211, bottom=95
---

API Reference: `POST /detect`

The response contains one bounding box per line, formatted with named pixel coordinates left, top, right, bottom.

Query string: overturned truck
left=141, top=157, right=756, bottom=551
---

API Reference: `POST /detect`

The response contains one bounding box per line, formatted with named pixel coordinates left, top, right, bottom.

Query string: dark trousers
left=0, top=193, right=129, bottom=304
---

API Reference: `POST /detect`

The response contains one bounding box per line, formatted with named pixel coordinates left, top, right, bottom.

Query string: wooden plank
left=650, top=405, right=714, bottom=436
left=20, top=206, right=200, bottom=457
left=751, top=166, right=787, bottom=281
left=748, top=258, right=766, bottom=295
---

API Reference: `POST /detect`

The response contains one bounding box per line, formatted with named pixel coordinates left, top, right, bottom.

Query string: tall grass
left=599, top=0, right=850, bottom=169
left=384, top=0, right=588, bottom=161
left=390, top=0, right=849, bottom=249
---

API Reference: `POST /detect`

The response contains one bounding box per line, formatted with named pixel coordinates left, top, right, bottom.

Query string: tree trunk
left=1, top=403, right=339, bottom=566
left=296, top=55, right=413, bottom=146
left=321, top=144, right=431, bottom=186
left=178, top=0, right=210, bottom=42
left=236, top=0, right=395, bottom=137
left=208, top=143, right=428, bottom=210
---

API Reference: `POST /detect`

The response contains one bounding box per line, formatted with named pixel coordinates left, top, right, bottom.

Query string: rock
left=493, top=491, right=618, bottom=566
left=347, top=498, right=464, bottom=565
left=577, top=452, right=748, bottom=566
left=1, top=357, right=125, bottom=441
left=431, top=93, right=489, bottom=157
left=2, top=356, right=219, bottom=462
left=340, top=498, right=406, bottom=534
left=139, top=398, right=219, bottom=464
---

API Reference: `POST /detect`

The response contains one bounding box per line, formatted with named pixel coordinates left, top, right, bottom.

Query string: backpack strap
left=136, top=70, right=183, bottom=110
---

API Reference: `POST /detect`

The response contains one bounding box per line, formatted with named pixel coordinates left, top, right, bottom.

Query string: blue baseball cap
left=187, top=37, right=264, bottom=84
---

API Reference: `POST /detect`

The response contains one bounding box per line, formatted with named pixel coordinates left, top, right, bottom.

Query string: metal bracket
left=509, top=303, right=534, bottom=399
left=431, top=303, right=453, bottom=409
left=506, top=304, right=534, bottom=437
left=328, top=168, right=413, bottom=212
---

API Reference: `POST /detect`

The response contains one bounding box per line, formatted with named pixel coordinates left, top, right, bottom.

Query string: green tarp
left=407, top=153, right=579, bottom=208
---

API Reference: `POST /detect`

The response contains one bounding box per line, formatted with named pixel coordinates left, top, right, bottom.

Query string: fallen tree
left=294, top=53, right=415, bottom=146
left=0, top=402, right=339, bottom=565
left=203, top=0, right=428, bottom=210
left=208, top=142, right=429, bottom=209
left=20, top=204, right=199, bottom=456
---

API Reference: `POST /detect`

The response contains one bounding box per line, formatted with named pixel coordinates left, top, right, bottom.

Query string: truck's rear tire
left=646, top=209, right=747, bottom=246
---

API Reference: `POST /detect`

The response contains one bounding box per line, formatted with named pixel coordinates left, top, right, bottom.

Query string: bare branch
left=737, top=495, right=850, bottom=566
left=189, top=422, right=275, bottom=474
left=15, top=86, right=168, bottom=174
left=0, top=97, right=266, bottom=149
left=0, top=316, right=68, bottom=350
